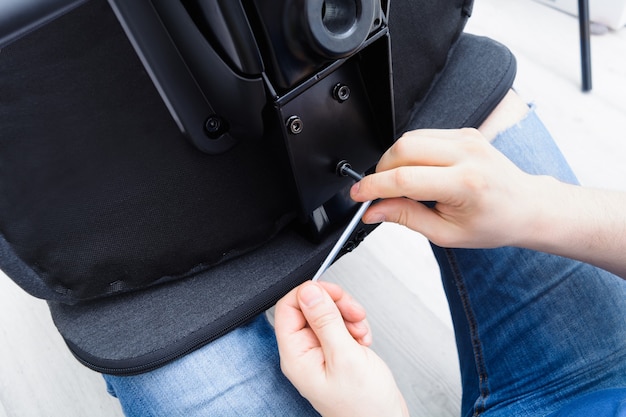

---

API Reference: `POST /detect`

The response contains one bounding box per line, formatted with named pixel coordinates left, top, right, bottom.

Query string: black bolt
left=336, top=160, right=364, bottom=181
left=332, top=83, right=351, bottom=102
left=205, top=116, right=222, bottom=134
left=204, top=115, right=230, bottom=139
left=286, top=116, right=303, bottom=135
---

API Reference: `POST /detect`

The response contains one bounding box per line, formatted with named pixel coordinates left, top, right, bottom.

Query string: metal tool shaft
left=312, top=199, right=372, bottom=281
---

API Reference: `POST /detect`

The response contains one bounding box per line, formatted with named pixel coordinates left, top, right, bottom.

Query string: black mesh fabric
left=389, top=0, right=473, bottom=132
left=0, top=1, right=296, bottom=302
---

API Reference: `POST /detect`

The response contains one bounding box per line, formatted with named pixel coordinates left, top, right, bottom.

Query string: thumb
left=363, top=198, right=440, bottom=231
left=297, top=282, right=355, bottom=355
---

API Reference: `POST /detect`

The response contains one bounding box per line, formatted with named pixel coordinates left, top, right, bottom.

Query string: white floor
left=1, top=1, right=625, bottom=416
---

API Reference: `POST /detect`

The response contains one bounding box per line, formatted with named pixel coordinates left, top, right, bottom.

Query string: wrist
left=514, top=175, right=581, bottom=252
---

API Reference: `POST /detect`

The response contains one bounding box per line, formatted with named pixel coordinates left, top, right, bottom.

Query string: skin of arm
left=351, top=90, right=626, bottom=279
left=513, top=179, right=626, bottom=279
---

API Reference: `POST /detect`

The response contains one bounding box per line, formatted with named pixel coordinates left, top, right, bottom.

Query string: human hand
left=274, top=281, right=408, bottom=417
left=351, top=128, right=544, bottom=249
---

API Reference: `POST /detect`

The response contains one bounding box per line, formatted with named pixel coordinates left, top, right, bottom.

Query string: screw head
left=332, top=83, right=351, bottom=102
left=204, top=115, right=230, bottom=139
left=205, top=117, right=221, bottom=133
left=286, top=116, right=304, bottom=135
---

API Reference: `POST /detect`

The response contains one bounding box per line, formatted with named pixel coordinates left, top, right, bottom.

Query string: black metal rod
left=336, top=160, right=365, bottom=182
left=578, top=0, right=592, bottom=91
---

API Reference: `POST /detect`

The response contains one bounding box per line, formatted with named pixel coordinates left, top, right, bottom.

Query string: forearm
left=518, top=175, right=626, bottom=279
left=480, top=91, right=626, bottom=279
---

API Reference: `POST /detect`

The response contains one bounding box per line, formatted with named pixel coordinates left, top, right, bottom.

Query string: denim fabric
left=431, top=108, right=626, bottom=416
left=104, top=314, right=320, bottom=417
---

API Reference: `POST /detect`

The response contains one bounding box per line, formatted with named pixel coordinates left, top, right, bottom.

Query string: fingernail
left=364, top=213, right=385, bottom=224
left=350, top=182, right=360, bottom=195
left=361, top=331, right=372, bottom=346
left=354, top=320, right=368, bottom=332
left=299, top=284, right=324, bottom=307
left=351, top=298, right=366, bottom=314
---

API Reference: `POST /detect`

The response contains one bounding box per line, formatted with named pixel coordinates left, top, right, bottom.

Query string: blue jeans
left=433, top=109, right=626, bottom=416
left=105, top=109, right=626, bottom=416
left=104, top=314, right=319, bottom=416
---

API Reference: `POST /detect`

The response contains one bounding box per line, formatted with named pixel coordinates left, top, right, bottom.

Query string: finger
left=345, top=318, right=372, bottom=346
left=361, top=198, right=445, bottom=233
left=275, top=281, right=367, bottom=339
left=318, top=281, right=370, bottom=345
left=376, top=128, right=480, bottom=172
left=275, top=285, right=324, bottom=378
left=361, top=198, right=470, bottom=248
left=296, top=282, right=358, bottom=356
left=317, top=281, right=344, bottom=303
left=351, top=165, right=461, bottom=203
left=274, top=286, right=308, bottom=337
left=319, top=281, right=367, bottom=323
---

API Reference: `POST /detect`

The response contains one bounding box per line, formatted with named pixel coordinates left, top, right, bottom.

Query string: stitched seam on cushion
left=461, top=49, right=515, bottom=129
left=399, top=20, right=468, bottom=134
